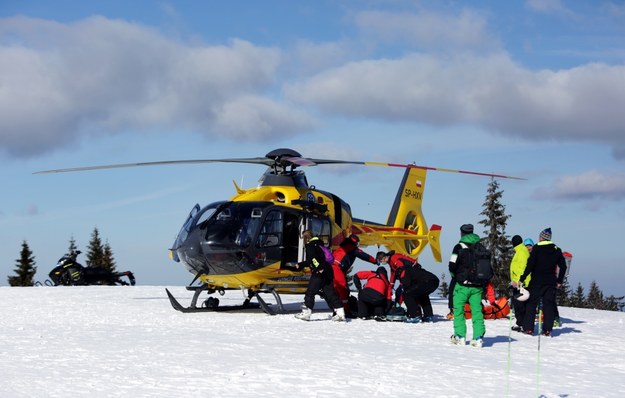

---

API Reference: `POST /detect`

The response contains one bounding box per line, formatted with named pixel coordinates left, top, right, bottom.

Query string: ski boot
left=331, top=307, right=346, bottom=322
left=470, top=337, right=483, bottom=348
left=450, top=335, right=465, bottom=346
left=295, top=306, right=312, bottom=321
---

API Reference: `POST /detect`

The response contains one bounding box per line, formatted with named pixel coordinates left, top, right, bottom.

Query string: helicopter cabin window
left=235, top=207, right=263, bottom=248
left=306, top=217, right=332, bottom=246
left=257, top=210, right=282, bottom=247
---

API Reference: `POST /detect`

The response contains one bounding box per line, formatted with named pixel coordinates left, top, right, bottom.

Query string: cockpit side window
left=257, top=210, right=283, bottom=247
left=305, top=217, right=332, bottom=246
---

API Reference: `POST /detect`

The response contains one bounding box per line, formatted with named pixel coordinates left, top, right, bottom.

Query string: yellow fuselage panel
left=198, top=261, right=310, bottom=293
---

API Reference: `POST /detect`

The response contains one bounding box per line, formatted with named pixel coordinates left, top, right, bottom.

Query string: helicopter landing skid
left=165, top=287, right=280, bottom=315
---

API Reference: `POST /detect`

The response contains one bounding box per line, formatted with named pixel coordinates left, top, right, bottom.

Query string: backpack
left=320, top=245, right=335, bottom=267
left=457, top=241, right=493, bottom=286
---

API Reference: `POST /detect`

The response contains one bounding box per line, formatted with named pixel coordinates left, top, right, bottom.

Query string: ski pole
left=506, top=296, right=513, bottom=398
left=536, top=297, right=543, bottom=396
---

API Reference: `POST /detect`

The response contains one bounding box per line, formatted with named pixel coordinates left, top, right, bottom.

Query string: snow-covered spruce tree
left=478, top=177, right=512, bottom=297
left=86, top=227, right=105, bottom=268
left=102, top=241, right=117, bottom=273
left=8, top=240, right=37, bottom=286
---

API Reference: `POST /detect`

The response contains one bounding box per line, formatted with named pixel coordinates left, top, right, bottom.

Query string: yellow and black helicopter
left=36, top=148, right=521, bottom=314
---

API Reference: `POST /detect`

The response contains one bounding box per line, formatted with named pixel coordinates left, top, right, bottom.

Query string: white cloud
left=0, top=16, right=313, bottom=157
left=285, top=53, right=625, bottom=151
left=534, top=170, right=625, bottom=201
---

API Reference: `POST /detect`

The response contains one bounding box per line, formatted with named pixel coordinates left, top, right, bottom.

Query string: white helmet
left=515, top=286, right=530, bottom=302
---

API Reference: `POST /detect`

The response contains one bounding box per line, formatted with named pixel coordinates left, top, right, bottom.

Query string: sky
left=1, top=1, right=625, bottom=296
left=2, top=285, right=625, bottom=397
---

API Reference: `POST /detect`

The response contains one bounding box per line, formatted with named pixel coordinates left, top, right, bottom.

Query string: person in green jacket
left=448, top=224, right=486, bottom=348
left=509, top=235, right=531, bottom=332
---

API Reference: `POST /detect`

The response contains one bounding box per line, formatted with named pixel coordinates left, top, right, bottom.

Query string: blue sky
left=1, top=1, right=624, bottom=296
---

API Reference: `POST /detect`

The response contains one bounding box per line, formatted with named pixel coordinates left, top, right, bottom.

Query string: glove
left=353, top=278, right=362, bottom=292
left=481, top=299, right=492, bottom=307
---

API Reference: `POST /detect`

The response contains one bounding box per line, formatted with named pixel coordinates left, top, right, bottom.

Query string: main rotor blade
left=33, top=158, right=276, bottom=174
left=34, top=154, right=525, bottom=180
left=33, top=157, right=369, bottom=174
left=360, top=162, right=527, bottom=180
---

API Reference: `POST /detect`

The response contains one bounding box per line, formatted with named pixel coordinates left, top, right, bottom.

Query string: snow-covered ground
left=1, top=286, right=624, bottom=398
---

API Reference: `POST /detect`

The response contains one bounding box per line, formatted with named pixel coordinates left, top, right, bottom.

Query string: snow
left=2, top=286, right=624, bottom=398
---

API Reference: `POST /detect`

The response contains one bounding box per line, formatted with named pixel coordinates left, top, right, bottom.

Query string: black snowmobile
left=46, top=250, right=136, bottom=286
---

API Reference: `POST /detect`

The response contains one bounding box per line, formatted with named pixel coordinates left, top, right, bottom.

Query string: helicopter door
left=281, top=212, right=302, bottom=269
left=300, top=215, right=332, bottom=261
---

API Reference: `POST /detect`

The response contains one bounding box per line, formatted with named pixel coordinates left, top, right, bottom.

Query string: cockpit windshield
left=173, top=201, right=226, bottom=251
left=203, top=202, right=274, bottom=249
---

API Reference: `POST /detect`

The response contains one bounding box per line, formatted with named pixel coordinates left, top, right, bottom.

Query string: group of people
left=448, top=223, right=567, bottom=348
left=293, top=230, right=378, bottom=322
left=292, top=223, right=567, bottom=347
left=293, top=229, right=440, bottom=324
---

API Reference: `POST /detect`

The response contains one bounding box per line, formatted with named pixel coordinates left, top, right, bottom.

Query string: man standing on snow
left=448, top=224, right=487, bottom=347
left=294, top=230, right=345, bottom=322
left=516, top=227, right=567, bottom=337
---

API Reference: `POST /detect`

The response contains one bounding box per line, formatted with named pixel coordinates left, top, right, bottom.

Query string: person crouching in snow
left=353, top=266, right=392, bottom=320
left=294, top=230, right=345, bottom=322
left=377, top=251, right=439, bottom=323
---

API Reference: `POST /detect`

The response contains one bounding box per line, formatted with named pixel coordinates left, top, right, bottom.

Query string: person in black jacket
left=398, top=262, right=440, bottom=323
left=516, top=227, right=567, bottom=336
left=294, top=230, right=345, bottom=322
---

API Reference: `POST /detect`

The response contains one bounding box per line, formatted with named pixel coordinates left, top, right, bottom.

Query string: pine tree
left=569, top=283, right=586, bottom=308
left=67, top=236, right=79, bottom=255
left=586, top=280, right=604, bottom=309
left=478, top=178, right=512, bottom=297
left=438, top=272, right=449, bottom=298
left=101, top=241, right=117, bottom=273
left=86, top=227, right=105, bottom=268
left=8, top=241, right=37, bottom=286
left=557, top=276, right=572, bottom=307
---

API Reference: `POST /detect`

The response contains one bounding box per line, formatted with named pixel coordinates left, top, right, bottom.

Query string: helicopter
left=35, top=148, right=522, bottom=314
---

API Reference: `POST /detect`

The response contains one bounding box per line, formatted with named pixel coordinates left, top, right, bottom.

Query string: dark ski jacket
left=397, top=263, right=440, bottom=296
left=448, top=233, right=480, bottom=279
left=520, top=240, right=567, bottom=288
left=299, top=237, right=334, bottom=279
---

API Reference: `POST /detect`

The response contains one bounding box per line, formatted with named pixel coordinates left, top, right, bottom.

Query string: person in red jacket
left=353, top=266, right=393, bottom=320
left=332, top=234, right=378, bottom=316
left=377, top=251, right=440, bottom=323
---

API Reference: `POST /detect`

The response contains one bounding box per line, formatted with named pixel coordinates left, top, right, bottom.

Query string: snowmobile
left=46, top=250, right=136, bottom=286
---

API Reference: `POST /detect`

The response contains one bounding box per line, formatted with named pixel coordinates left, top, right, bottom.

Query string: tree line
left=7, top=227, right=117, bottom=286
left=439, top=178, right=624, bottom=312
